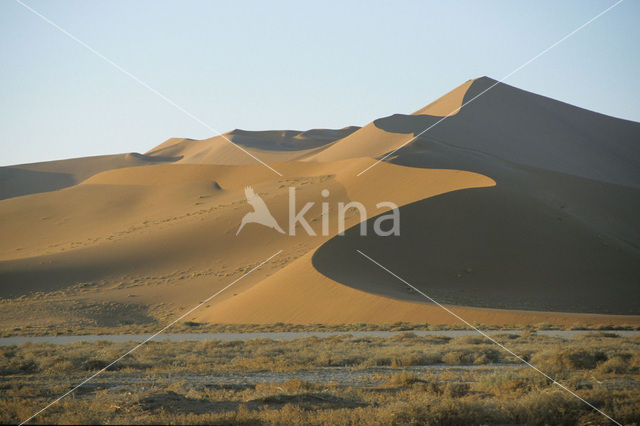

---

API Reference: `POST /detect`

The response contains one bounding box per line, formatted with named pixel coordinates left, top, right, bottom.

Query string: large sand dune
left=312, top=77, right=640, bottom=315
left=1, top=77, right=639, bottom=329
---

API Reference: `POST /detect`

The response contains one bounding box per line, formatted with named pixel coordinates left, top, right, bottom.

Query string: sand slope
left=412, top=79, right=476, bottom=116
left=0, top=153, right=179, bottom=200
left=194, top=250, right=640, bottom=326
left=378, top=77, right=640, bottom=187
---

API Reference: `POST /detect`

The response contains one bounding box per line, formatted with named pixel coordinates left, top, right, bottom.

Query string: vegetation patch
left=1, top=332, right=639, bottom=424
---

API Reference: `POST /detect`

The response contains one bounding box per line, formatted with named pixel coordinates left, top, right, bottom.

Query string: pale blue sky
left=1, top=0, right=638, bottom=166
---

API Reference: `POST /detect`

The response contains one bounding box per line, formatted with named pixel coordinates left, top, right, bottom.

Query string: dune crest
left=412, top=78, right=476, bottom=116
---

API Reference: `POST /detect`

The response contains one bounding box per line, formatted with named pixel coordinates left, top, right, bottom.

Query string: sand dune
left=302, top=122, right=413, bottom=162
left=379, top=77, right=640, bottom=187
left=0, top=159, right=492, bottom=290
left=0, top=158, right=500, bottom=328
left=0, top=152, right=179, bottom=200
left=1, top=77, right=639, bottom=330
left=193, top=250, right=640, bottom=327
left=141, top=79, right=477, bottom=167
left=145, top=127, right=360, bottom=165
left=309, top=78, right=640, bottom=316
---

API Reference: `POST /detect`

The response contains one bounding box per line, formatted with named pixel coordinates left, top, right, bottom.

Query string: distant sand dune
left=145, top=127, right=360, bottom=166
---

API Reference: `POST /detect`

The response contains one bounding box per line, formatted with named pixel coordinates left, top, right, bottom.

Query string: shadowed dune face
left=0, top=168, right=75, bottom=200
left=312, top=185, right=640, bottom=315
